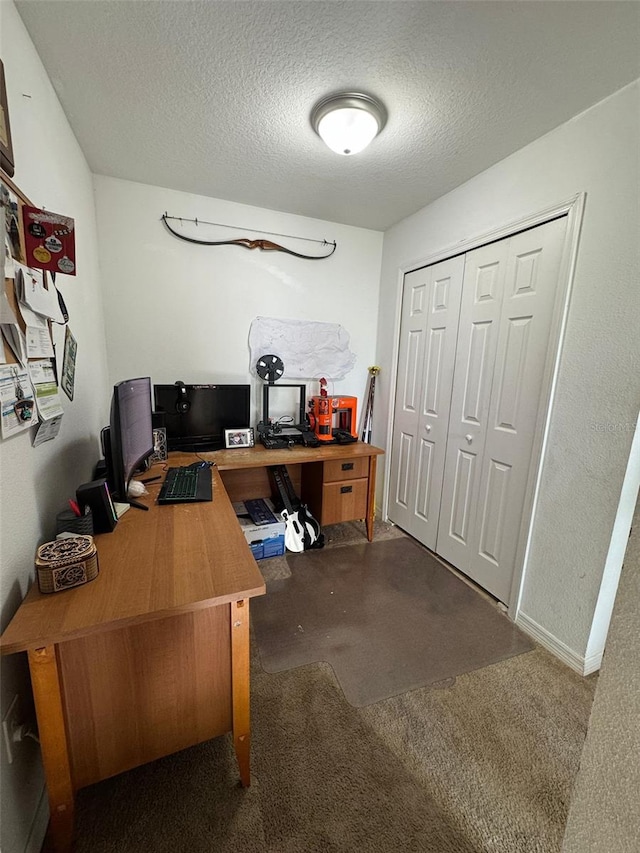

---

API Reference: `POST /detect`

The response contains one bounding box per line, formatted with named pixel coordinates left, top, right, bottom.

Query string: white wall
left=92, top=176, right=383, bottom=424
left=376, top=81, right=640, bottom=669
left=0, top=4, right=111, bottom=851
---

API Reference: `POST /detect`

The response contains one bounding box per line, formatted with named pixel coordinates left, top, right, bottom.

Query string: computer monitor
left=153, top=383, right=251, bottom=452
left=108, top=377, right=154, bottom=508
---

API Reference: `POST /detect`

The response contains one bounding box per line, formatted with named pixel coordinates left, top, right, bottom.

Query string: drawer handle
left=341, top=462, right=354, bottom=471
left=340, top=485, right=353, bottom=494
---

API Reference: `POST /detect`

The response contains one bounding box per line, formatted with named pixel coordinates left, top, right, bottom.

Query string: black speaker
left=76, top=479, right=118, bottom=534
left=100, top=426, right=115, bottom=494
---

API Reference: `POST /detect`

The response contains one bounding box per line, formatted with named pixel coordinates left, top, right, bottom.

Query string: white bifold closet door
left=387, top=256, right=465, bottom=547
left=389, top=216, right=567, bottom=603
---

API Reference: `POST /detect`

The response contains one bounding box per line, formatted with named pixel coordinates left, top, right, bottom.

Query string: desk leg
left=28, top=646, right=75, bottom=853
left=230, top=599, right=251, bottom=787
left=366, top=455, right=378, bottom=542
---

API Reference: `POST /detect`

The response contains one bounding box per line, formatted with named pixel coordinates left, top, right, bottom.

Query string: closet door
left=435, top=241, right=509, bottom=573
left=388, top=256, right=464, bottom=548
left=436, top=217, right=567, bottom=601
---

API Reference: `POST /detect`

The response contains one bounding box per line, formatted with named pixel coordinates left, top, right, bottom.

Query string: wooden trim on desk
left=230, top=599, right=251, bottom=787
left=28, top=646, right=75, bottom=852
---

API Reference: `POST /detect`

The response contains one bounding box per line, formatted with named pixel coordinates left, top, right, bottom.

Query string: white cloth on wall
left=249, top=316, right=356, bottom=380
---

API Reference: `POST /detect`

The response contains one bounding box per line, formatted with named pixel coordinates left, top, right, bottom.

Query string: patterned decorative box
left=35, top=535, right=99, bottom=594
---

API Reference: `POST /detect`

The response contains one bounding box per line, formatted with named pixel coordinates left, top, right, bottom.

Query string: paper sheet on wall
left=28, top=359, right=64, bottom=421
left=33, top=414, right=63, bottom=446
left=3, top=235, right=15, bottom=280
left=0, top=287, right=18, bottom=324
left=0, top=364, right=36, bottom=438
left=19, top=300, right=55, bottom=358
left=249, top=317, right=356, bottom=380
left=15, top=263, right=64, bottom=323
left=1, top=324, right=27, bottom=365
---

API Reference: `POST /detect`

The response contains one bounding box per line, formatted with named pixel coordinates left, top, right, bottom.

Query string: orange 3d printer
left=308, top=380, right=358, bottom=443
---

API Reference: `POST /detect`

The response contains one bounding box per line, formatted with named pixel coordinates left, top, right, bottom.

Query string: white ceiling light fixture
left=311, top=92, right=387, bottom=156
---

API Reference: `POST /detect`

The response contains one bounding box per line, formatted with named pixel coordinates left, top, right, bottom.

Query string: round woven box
left=35, top=535, right=99, bottom=594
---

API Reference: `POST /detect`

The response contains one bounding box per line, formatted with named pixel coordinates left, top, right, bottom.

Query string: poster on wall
left=21, top=206, right=76, bottom=275
left=248, top=316, right=356, bottom=380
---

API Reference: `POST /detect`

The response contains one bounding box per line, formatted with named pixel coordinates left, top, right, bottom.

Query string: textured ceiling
left=14, top=0, right=640, bottom=230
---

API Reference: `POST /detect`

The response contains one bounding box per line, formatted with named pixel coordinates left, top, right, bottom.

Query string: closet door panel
left=436, top=243, right=509, bottom=571
left=388, top=268, right=429, bottom=532
left=388, top=256, right=464, bottom=547
left=468, top=217, right=567, bottom=601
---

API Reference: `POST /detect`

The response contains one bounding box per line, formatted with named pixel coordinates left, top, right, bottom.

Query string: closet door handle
left=465, top=434, right=473, bottom=444
left=424, top=424, right=431, bottom=433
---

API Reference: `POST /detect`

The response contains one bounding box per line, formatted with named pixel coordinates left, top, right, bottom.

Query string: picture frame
left=0, top=60, right=15, bottom=178
left=224, top=427, right=254, bottom=449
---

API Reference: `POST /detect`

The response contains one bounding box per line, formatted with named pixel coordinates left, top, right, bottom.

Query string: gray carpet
left=70, top=525, right=596, bottom=853
left=73, top=642, right=595, bottom=853
left=252, top=537, right=533, bottom=706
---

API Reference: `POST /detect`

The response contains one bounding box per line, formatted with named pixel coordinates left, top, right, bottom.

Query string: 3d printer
left=308, top=395, right=358, bottom=443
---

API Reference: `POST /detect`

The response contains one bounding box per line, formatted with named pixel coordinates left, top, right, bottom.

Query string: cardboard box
left=233, top=499, right=285, bottom=561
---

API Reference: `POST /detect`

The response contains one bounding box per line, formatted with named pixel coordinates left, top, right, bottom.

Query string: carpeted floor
left=72, top=524, right=597, bottom=853
left=252, top=537, right=533, bottom=706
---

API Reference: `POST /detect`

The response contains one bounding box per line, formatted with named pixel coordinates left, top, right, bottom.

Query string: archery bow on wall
left=161, top=214, right=337, bottom=260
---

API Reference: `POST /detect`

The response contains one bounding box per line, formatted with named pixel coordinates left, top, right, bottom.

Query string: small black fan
left=256, top=354, right=284, bottom=384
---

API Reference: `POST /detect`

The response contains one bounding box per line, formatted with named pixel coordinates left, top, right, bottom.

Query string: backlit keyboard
left=157, top=465, right=212, bottom=504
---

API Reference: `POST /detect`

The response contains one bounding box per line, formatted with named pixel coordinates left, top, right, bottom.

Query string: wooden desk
left=212, top=441, right=384, bottom=541
left=0, top=441, right=383, bottom=851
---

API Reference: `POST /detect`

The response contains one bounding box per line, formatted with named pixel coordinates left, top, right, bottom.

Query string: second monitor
left=153, top=382, right=250, bottom=452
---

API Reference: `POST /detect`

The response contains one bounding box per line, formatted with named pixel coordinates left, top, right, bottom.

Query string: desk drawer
left=323, top=457, right=369, bottom=483
left=322, top=478, right=368, bottom=525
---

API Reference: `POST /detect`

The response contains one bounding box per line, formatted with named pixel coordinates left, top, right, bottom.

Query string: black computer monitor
left=108, top=377, right=154, bottom=508
left=153, top=383, right=250, bottom=452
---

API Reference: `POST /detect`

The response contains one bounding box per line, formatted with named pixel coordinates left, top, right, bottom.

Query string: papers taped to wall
left=0, top=364, right=35, bottom=438
left=249, top=316, right=356, bottom=380
left=28, top=359, right=64, bottom=421
left=15, top=263, right=64, bottom=323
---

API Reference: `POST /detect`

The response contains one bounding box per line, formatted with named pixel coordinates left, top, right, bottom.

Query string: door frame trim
left=382, top=193, right=586, bottom=618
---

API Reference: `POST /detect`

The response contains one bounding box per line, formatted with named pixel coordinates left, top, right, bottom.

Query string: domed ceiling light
left=311, top=92, right=387, bottom=156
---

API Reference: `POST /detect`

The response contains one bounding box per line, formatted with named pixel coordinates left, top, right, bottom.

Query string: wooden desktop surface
left=0, top=442, right=383, bottom=656
left=210, top=440, right=384, bottom=471
left=0, top=460, right=265, bottom=655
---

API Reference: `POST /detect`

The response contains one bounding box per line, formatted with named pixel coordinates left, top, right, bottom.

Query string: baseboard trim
left=515, top=611, right=600, bottom=676
left=24, top=785, right=49, bottom=853
left=583, top=649, right=603, bottom=676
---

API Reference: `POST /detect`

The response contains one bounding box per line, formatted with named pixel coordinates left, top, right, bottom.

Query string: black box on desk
left=233, top=499, right=285, bottom=561
left=76, top=479, right=118, bottom=534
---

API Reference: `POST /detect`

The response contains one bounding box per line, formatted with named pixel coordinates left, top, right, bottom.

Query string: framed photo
left=0, top=60, right=15, bottom=178
left=225, top=427, right=254, bottom=449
